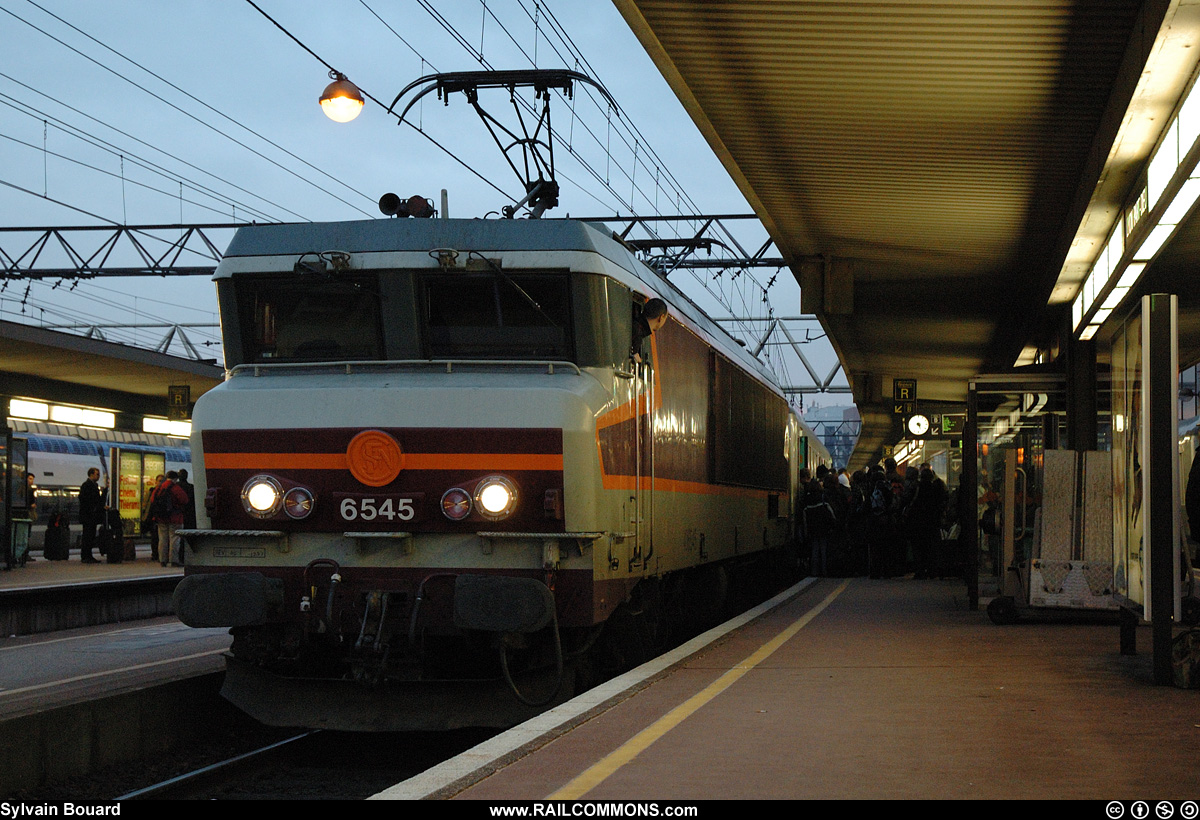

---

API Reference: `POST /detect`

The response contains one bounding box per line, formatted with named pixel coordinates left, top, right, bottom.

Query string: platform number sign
left=168, top=385, right=190, bottom=421
left=893, top=379, right=916, bottom=416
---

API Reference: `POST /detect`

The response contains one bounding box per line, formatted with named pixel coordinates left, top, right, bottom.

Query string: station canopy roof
left=0, top=320, right=224, bottom=420
left=615, top=0, right=1200, bottom=467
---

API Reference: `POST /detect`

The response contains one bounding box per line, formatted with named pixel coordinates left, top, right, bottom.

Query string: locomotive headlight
left=243, top=475, right=283, bottom=518
left=475, top=476, right=518, bottom=520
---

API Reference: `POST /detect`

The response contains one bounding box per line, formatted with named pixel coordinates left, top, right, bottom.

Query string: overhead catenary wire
left=0, top=177, right=119, bottom=227
left=534, top=0, right=705, bottom=220
left=0, top=177, right=242, bottom=276
left=415, top=0, right=654, bottom=217
left=244, top=0, right=516, bottom=205
left=363, top=0, right=622, bottom=212
left=526, top=2, right=777, bottom=318
left=19, top=276, right=221, bottom=340
left=0, top=278, right=221, bottom=352
left=19, top=0, right=378, bottom=214
left=483, top=1, right=773, bottom=335
left=360, top=0, right=623, bottom=215
left=0, top=129, right=265, bottom=225
left=2, top=1, right=377, bottom=218
left=0, top=2, right=815, bottom=386
left=513, top=0, right=690, bottom=214
left=0, top=74, right=304, bottom=223
left=0, top=75, right=300, bottom=223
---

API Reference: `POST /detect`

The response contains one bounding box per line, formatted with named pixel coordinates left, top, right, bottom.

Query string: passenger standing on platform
left=848, top=469, right=870, bottom=575
left=144, top=474, right=164, bottom=561
left=909, top=465, right=947, bottom=579
left=795, top=467, right=810, bottom=570
left=78, top=468, right=105, bottom=564
left=805, top=467, right=834, bottom=576
left=883, top=457, right=901, bottom=485
left=898, top=465, right=921, bottom=574
left=148, top=471, right=188, bottom=567
left=24, top=474, right=39, bottom=562
left=824, top=472, right=850, bottom=575
left=26, top=473, right=37, bottom=524
left=884, top=458, right=907, bottom=575
left=867, top=465, right=895, bottom=578
left=176, top=469, right=197, bottom=531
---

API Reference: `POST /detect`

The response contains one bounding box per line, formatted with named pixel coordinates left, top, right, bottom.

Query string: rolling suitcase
left=43, top=514, right=70, bottom=560
left=102, top=509, right=124, bottom=564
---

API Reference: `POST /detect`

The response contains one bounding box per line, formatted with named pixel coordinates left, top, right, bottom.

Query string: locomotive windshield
left=238, top=276, right=384, bottom=363
left=422, top=272, right=572, bottom=359
left=225, top=268, right=594, bottom=366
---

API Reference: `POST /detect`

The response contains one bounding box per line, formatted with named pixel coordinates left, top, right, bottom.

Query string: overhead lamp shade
left=320, top=75, right=364, bottom=123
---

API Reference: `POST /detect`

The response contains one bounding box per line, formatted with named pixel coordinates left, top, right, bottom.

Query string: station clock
left=906, top=413, right=930, bottom=437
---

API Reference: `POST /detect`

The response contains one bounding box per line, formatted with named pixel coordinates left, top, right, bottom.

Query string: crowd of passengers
left=800, top=458, right=956, bottom=579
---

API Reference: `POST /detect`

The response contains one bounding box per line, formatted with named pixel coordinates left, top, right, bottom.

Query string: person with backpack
left=867, top=465, right=895, bottom=578
left=176, top=468, right=197, bottom=530
left=148, top=471, right=189, bottom=567
left=143, top=474, right=164, bottom=561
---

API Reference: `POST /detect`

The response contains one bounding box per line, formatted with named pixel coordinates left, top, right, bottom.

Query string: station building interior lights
left=9, top=398, right=115, bottom=429
left=6, top=399, right=191, bottom=438
left=142, top=418, right=192, bottom=438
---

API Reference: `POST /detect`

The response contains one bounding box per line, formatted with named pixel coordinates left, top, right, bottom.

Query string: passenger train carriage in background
left=174, top=216, right=830, bottom=731
left=21, top=433, right=190, bottom=535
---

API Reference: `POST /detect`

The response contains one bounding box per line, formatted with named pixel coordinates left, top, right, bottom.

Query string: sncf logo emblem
left=346, top=430, right=404, bottom=487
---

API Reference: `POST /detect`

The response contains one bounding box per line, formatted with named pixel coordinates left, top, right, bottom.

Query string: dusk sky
left=0, top=0, right=846, bottom=403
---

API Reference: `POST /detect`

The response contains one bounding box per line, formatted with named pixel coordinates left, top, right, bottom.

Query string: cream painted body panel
left=188, top=360, right=791, bottom=587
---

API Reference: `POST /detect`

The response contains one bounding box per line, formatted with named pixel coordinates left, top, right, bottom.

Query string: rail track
left=115, top=728, right=498, bottom=800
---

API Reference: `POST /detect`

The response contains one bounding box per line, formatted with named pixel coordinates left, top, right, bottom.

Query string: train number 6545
left=339, top=496, right=416, bottom=522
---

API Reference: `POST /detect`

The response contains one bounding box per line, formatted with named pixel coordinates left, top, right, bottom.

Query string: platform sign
left=168, top=385, right=190, bottom=422
left=893, top=379, right=917, bottom=416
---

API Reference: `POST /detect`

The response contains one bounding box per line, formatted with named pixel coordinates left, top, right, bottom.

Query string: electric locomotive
left=174, top=215, right=828, bottom=730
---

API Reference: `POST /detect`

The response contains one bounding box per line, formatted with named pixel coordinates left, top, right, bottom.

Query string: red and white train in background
left=173, top=216, right=830, bottom=731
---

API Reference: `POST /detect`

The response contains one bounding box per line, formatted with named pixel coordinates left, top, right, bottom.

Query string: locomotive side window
left=422, top=273, right=572, bottom=359
left=237, top=277, right=384, bottom=362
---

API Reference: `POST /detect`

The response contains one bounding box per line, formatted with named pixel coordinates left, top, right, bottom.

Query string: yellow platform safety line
left=549, top=578, right=851, bottom=800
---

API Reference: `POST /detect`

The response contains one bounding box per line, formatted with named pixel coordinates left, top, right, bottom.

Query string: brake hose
left=499, top=609, right=564, bottom=708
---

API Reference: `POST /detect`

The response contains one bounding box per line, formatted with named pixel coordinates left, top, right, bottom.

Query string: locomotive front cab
left=174, top=218, right=800, bottom=731
left=174, top=220, right=655, bottom=728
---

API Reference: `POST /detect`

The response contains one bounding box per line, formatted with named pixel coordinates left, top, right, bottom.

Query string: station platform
left=0, top=547, right=182, bottom=590
left=0, top=546, right=183, bottom=638
left=0, top=574, right=229, bottom=796
left=378, top=576, right=1200, bottom=801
